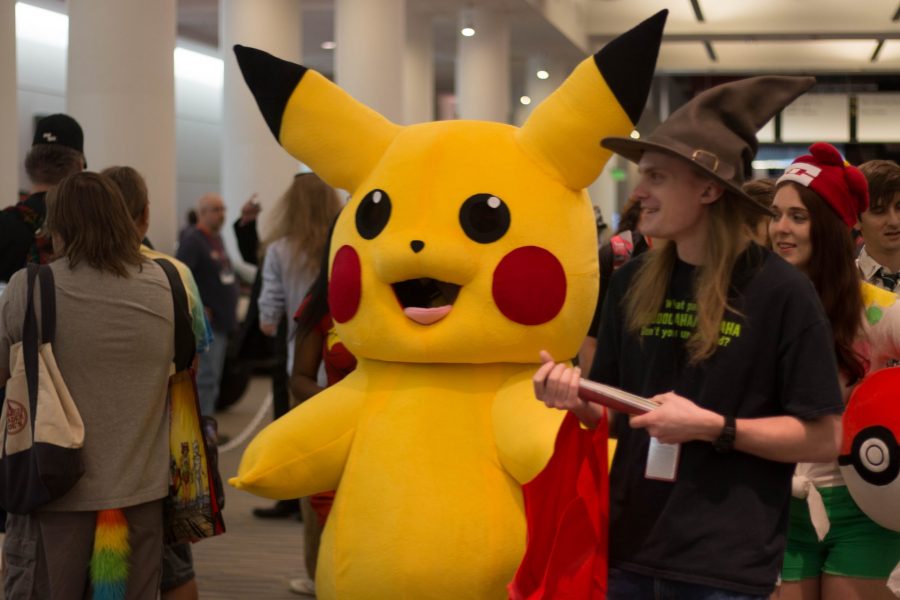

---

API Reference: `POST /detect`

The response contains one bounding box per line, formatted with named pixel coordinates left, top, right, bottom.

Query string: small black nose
left=410, top=240, right=425, bottom=253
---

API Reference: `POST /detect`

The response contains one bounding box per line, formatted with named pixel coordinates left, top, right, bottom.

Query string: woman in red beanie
left=770, top=142, right=900, bottom=600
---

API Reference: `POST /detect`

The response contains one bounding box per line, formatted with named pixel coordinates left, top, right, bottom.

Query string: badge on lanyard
left=645, top=437, right=680, bottom=482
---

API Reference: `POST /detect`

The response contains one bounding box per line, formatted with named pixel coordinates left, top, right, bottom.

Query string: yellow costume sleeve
left=230, top=377, right=364, bottom=499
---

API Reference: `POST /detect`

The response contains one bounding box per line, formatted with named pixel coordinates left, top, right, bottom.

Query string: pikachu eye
left=356, top=189, right=392, bottom=240
left=459, top=194, right=510, bottom=244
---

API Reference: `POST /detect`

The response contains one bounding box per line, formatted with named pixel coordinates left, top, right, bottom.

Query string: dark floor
left=194, top=376, right=311, bottom=598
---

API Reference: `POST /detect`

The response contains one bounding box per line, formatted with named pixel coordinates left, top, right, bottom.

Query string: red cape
left=509, top=411, right=609, bottom=599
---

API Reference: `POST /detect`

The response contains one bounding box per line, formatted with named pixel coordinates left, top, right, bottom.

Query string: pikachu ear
left=516, top=10, right=667, bottom=190
left=233, top=45, right=401, bottom=193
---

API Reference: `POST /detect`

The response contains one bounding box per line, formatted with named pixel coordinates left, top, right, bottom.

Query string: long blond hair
left=625, top=188, right=751, bottom=363
left=261, top=172, right=343, bottom=274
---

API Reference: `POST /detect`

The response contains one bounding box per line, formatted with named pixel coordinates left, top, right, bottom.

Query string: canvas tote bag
left=0, top=264, right=84, bottom=514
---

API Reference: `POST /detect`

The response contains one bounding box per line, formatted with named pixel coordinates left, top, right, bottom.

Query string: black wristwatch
left=713, top=415, right=736, bottom=453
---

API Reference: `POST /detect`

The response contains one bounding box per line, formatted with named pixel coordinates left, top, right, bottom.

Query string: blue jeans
left=196, top=328, right=229, bottom=416
left=607, top=568, right=766, bottom=600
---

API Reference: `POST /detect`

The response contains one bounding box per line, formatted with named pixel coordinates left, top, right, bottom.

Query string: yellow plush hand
left=230, top=380, right=364, bottom=499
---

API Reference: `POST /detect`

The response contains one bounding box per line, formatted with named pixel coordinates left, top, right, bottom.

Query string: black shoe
left=252, top=499, right=300, bottom=519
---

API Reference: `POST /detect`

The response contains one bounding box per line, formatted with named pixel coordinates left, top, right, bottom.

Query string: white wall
left=15, top=17, right=67, bottom=194
left=12, top=4, right=223, bottom=240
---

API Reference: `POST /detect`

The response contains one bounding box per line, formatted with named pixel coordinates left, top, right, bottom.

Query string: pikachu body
left=230, top=12, right=666, bottom=598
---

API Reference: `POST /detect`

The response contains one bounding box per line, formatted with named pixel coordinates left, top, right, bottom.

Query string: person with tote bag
left=0, top=172, right=175, bottom=599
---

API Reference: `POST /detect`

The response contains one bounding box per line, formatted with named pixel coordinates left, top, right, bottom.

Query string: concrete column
left=455, top=7, right=510, bottom=122
left=335, top=0, right=406, bottom=124
left=220, top=0, right=301, bottom=266
left=1, top=0, right=17, bottom=202
left=67, top=0, right=178, bottom=253
left=404, top=8, right=434, bottom=124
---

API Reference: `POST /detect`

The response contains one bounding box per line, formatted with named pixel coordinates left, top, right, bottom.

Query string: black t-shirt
left=176, top=228, right=239, bottom=333
left=590, top=243, right=843, bottom=596
left=0, top=193, right=46, bottom=283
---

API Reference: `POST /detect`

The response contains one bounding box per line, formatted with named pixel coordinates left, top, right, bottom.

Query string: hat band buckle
left=691, top=149, right=720, bottom=173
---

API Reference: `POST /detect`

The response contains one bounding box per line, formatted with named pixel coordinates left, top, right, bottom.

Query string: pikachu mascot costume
left=230, top=11, right=667, bottom=599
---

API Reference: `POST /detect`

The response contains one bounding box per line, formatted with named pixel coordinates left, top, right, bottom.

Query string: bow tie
left=878, top=269, right=900, bottom=291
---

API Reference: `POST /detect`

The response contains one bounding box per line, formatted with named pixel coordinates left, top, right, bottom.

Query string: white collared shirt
left=858, top=245, right=900, bottom=292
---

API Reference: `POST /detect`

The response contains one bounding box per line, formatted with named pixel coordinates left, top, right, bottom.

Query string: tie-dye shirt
left=141, top=245, right=213, bottom=355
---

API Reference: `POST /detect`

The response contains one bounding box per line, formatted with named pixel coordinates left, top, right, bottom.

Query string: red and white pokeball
left=839, top=367, right=900, bottom=532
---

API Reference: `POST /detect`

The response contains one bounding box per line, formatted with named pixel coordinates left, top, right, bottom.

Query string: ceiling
left=586, top=0, right=900, bottom=73
left=36, top=0, right=900, bottom=92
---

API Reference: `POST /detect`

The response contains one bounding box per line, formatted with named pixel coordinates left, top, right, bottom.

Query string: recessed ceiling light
left=321, top=41, right=336, bottom=50
left=536, top=70, right=549, bottom=80
left=630, top=130, right=640, bottom=139
left=520, top=96, right=532, bottom=105
left=461, top=27, right=475, bottom=37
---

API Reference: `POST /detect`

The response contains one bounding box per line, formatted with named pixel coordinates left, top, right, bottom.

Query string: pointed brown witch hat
left=602, top=76, right=816, bottom=215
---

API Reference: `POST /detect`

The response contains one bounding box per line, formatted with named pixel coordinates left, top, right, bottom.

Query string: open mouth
left=391, top=278, right=461, bottom=325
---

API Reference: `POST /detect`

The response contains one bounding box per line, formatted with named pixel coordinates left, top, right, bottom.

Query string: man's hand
left=532, top=350, right=602, bottom=428
left=240, top=194, right=261, bottom=225
left=629, top=392, right=723, bottom=444
left=259, top=321, right=277, bottom=337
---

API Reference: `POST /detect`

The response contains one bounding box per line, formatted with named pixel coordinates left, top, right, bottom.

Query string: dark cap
left=32, top=114, right=84, bottom=154
left=602, top=76, right=816, bottom=216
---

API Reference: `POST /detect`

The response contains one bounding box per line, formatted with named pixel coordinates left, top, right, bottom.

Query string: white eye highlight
left=373, top=191, right=383, bottom=204
left=487, top=196, right=501, bottom=209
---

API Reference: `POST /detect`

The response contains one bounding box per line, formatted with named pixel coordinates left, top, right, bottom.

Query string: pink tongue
left=404, top=305, right=451, bottom=325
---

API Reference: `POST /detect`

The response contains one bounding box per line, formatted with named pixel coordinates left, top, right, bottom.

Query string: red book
left=578, top=379, right=659, bottom=415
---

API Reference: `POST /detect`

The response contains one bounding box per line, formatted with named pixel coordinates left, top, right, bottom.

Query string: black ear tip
left=229, top=45, right=308, bottom=141
left=594, top=11, right=668, bottom=125
left=631, top=9, right=668, bottom=40
left=232, top=45, right=271, bottom=74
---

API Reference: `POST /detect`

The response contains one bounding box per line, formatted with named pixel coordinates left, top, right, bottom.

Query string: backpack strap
left=154, top=259, right=196, bottom=372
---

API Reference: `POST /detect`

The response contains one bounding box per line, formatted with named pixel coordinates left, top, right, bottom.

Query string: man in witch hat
left=534, top=77, right=845, bottom=598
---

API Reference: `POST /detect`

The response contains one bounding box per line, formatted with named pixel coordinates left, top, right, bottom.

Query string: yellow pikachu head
left=235, top=11, right=666, bottom=364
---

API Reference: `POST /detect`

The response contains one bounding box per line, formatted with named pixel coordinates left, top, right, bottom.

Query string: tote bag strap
left=22, top=264, right=41, bottom=422
left=153, top=259, right=195, bottom=372
left=36, top=265, right=56, bottom=345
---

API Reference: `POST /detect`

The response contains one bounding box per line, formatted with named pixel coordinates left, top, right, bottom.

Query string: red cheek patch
left=492, top=246, right=567, bottom=325
left=329, top=245, right=362, bottom=323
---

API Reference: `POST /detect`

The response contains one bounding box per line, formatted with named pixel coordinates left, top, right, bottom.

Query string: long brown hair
left=45, top=172, right=145, bottom=277
left=101, top=166, right=148, bottom=222
left=626, top=188, right=750, bottom=363
left=261, top=172, right=343, bottom=274
left=779, top=181, right=866, bottom=381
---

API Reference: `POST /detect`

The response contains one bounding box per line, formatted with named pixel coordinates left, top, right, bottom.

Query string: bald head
left=197, top=193, right=226, bottom=233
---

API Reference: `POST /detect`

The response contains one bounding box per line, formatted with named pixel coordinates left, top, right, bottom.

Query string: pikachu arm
left=492, top=367, right=567, bottom=485
left=229, top=377, right=363, bottom=499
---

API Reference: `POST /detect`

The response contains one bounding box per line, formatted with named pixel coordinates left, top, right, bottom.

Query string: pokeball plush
left=839, top=366, right=900, bottom=531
